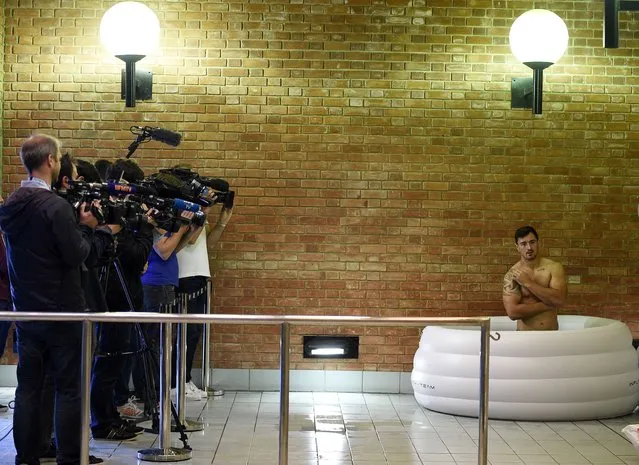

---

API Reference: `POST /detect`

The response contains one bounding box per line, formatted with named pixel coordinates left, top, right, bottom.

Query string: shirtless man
left=502, top=226, right=567, bottom=331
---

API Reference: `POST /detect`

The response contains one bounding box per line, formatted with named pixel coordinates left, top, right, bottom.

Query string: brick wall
left=3, top=0, right=639, bottom=371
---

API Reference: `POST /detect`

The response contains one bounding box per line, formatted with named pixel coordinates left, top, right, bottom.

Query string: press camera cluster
left=62, top=167, right=235, bottom=233
left=59, top=126, right=234, bottom=232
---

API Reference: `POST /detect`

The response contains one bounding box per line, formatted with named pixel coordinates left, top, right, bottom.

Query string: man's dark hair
left=20, top=134, right=60, bottom=174
left=106, top=158, right=145, bottom=184
left=514, top=225, right=539, bottom=244
left=76, top=159, right=102, bottom=183
left=53, top=153, right=75, bottom=190
left=94, top=159, right=112, bottom=182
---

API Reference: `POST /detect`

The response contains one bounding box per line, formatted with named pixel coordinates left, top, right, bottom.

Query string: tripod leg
left=141, top=322, right=191, bottom=450
left=133, top=322, right=159, bottom=419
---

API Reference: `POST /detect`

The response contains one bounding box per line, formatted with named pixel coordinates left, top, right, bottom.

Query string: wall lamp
left=99, top=1, right=160, bottom=107
left=303, top=336, right=359, bottom=359
left=604, top=0, right=639, bottom=48
left=509, top=9, right=569, bottom=115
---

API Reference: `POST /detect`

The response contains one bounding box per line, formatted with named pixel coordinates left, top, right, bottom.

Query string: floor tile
left=0, top=388, right=638, bottom=465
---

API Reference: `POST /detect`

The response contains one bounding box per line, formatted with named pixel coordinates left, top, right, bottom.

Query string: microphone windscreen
left=148, top=128, right=182, bottom=147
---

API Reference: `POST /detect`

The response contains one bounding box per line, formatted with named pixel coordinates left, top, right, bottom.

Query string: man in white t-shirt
left=172, top=206, right=232, bottom=400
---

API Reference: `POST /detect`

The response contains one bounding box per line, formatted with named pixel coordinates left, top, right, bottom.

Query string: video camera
left=144, top=167, right=235, bottom=209
left=137, top=194, right=207, bottom=233
left=61, top=180, right=207, bottom=234
left=59, top=181, right=149, bottom=231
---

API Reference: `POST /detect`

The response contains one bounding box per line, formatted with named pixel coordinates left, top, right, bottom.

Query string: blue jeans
left=13, top=322, right=82, bottom=465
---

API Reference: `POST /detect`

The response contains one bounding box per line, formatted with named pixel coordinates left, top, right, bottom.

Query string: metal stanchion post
left=176, top=293, right=203, bottom=432
left=80, top=320, right=93, bottom=465
left=138, top=319, right=191, bottom=462
left=201, top=281, right=210, bottom=391
left=203, top=280, right=223, bottom=396
left=477, top=321, right=491, bottom=465
left=278, top=322, right=290, bottom=465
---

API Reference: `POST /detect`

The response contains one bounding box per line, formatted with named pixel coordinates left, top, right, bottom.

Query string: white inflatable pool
left=411, top=315, right=639, bottom=421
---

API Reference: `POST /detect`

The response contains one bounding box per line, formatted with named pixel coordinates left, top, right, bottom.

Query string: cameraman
left=76, top=158, right=102, bottom=183
left=0, top=134, right=103, bottom=465
left=139, top=203, right=198, bottom=404
left=29, top=154, right=118, bottom=460
left=90, top=158, right=154, bottom=440
left=173, top=203, right=232, bottom=399
left=55, top=153, right=114, bottom=314
left=94, top=159, right=112, bottom=183
left=0, top=194, right=11, bottom=413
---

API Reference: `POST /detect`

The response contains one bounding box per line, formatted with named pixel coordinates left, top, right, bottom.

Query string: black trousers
left=172, top=276, right=208, bottom=387
left=132, top=284, right=176, bottom=402
left=90, top=322, right=132, bottom=433
left=13, top=322, right=82, bottom=465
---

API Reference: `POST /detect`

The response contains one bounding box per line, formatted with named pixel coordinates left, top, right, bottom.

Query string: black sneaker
left=0, top=403, right=8, bottom=413
left=40, top=453, right=103, bottom=464
left=39, top=453, right=56, bottom=464
left=119, top=419, right=144, bottom=436
left=92, top=424, right=137, bottom=441
left=38, top=441, right=56, bottom=463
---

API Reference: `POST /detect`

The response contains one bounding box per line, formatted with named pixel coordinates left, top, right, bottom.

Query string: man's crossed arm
left=502, top=263, right=567, bottom=320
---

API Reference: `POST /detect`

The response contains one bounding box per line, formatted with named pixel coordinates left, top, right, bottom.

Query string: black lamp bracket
left=604, top=0, right=639, bottom=48
left=115, top=54, right=148, bottom=108
left=511, top=62, right=553, bottom=115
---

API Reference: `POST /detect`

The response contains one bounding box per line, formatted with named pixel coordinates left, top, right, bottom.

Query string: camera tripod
left=95, top=256, right=191, bottom=452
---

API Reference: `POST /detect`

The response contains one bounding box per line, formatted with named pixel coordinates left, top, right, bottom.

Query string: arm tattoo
left=503, top=272, right=521, bottom=296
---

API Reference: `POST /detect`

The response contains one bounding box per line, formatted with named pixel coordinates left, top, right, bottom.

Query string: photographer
left=173, top=201, right=232, bottom=399
left=94, top=159, right=112, bottom=183
left=0, top=194, right=11, bottom=413
left=0, top=134, right=103, bottom=465
left=138, top=202, right=198, bottom=404
left=31, top=154, right=118, bottom=461
left=143, top=165, right=235, bottom=399
left=90, top=158, right=153, bottom=440
left=55, top=153, right=114, bottom=314
left=76, top=158, right=103, bottom=183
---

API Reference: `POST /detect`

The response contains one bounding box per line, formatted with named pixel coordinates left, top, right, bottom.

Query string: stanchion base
left=137, top=447, right=192, bottom=462
left=171, top=418, right=204, bottom=432
left=208, top=387, right=224, bottom=396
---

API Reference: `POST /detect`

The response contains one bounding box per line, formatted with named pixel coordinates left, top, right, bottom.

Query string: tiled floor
left=0, top=388, right=638, bottom=464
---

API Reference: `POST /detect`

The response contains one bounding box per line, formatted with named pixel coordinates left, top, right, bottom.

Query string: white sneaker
left=187, top=380, right=208, bottom=399
left=171, top=387, right=201, bottom=402
left=117, top=397, right=146, bottom=420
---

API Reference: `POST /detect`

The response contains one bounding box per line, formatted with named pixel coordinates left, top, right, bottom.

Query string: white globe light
left=509, top=9, right=569, bottom=65
left=100, top=1, right=160, bottom=57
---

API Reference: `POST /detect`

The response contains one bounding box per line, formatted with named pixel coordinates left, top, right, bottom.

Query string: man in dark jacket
left=0, top=198, right=11, bottom=413
left=54, top=153, right=114, bottom=314
left=0, top=134, right=101, bottom=465
left=90, top=158, right=154, bottom=440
